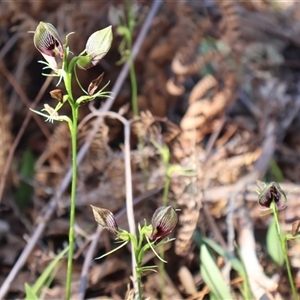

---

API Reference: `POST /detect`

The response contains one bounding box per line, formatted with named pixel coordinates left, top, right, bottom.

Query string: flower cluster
left=30, top=22, right=113, bottom=123
left=33, top=21, right=112, bottom=72
left=91, top=205, right=178, bottom=243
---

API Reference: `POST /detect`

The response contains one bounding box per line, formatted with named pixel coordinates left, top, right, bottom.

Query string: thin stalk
left=124, top=0, right=149, bottom=188
left=135, top=256, right=143, bottom=300
left=159, top=167, right=170, bottom=297
left=271, top=202, right=298, bottom=300
left=65, top=104, right=78, bottom=300
left=96, top=111, right=138, bottom=297
left=162, top=173, right=170, bottom=206
left=129, top=55, right=138, bottom=116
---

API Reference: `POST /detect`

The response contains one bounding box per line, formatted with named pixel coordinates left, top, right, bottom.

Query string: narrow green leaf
left=31, top=246, right=69, bottom=295
left=24, top=283, right=39, bottom=300
left=198, top=237, right=232, bottom=299
left=269, top=159, right=284, bottom=182
left=200, top=236, right=244, bottom=276
left=267, top=218, right=284, bottom=266
left=194, top=232, right=252, bottom=299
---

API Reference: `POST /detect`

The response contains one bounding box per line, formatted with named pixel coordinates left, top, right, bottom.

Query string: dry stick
left=90, top=110, right=138, bottom=294
left=0, top=1, right=162, bottom=298
left=8, top=51, right=32, bottom=112
left=0, top=73, right=53, bottom=203
left=0, top=33, right=19, bottom=61
left=0, top=60, right=51, bottom=139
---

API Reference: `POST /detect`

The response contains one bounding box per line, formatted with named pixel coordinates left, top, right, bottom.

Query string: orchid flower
left=256, top=181, right=287, bottom=211
left=33, top=22, right=63, bottom=70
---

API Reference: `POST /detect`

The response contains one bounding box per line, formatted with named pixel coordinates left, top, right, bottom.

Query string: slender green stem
left=271, top=202, right=299, bottom=300
left=135, top=237, right=145, bottom=300
left=126, top=2, right=150, bottom=187
left=65, top=104, right=78, bottom=300
left=129, top=55, right=138, bottom=116
left=159, top=167, right=170, bottom=297
left=136, top=259, right=143, bottom=300
left=162, top=173, right=170, bottom=206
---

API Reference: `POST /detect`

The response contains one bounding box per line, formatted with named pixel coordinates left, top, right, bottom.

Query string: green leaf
left=24, top=283, right=39, bottom=300
left=200, top=236, right=244, bottom=276
left=30, top=246, right=69, bottom=295
left=269, top=159, right=284, bottom=182
left=15, top=149, right=35, bottom=208
left=194, top=232, right=252, bottom=300
left=197, top=235, right=232, bottom=299
left=267, top=218, right=284, bottom=267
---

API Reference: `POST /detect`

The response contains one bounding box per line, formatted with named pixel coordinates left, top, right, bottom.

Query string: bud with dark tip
left=90, top=205, right=118, bottom=235
left=150, top=206, right=178, bottom=242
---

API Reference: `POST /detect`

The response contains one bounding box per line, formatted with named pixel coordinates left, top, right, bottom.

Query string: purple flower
left=257, top=181, right=287, bottom=211
left=33, top=22, right=63, bottom=70
left=150, top=206, right=178, bottom=242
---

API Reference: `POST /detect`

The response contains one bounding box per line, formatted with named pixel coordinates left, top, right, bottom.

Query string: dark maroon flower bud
left=150, top=206, right=178, bottom=241
left=256, top=181, right=287, bottom=211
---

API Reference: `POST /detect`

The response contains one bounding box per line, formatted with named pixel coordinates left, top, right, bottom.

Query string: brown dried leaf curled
left=49, top=89, right=64, bottom=102
left=88, top=73, right=104, bottom=96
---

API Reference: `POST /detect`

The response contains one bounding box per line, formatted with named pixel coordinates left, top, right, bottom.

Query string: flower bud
left=90, top=205, right=118, bottom=235
left=150, top=206, right=178, bottom=241
left=256, top=181, right=287, bottom=211
left=78, top=26, right=113, bottom=70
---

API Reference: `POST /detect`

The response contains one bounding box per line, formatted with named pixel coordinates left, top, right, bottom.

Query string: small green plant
left=257, top=181, right=299, bottom=300
left=30, top=21, right=113, bottom=299
left=150, top=138, right=196, bottom=296
left=116, top=0, right=138, bottom=116
left=194, top=232, right=252, bottom=299
left=24, top=246, right=69, bottom=300
left=90, top=205, right=178, bottom=300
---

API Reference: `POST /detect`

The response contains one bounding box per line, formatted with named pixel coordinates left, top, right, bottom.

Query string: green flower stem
left=129, top=55, right=138, bottom=116
left=135, top=239, right=152, bottom=300
left=135, top=241, right=145, bottom=299
left=65, top=103, right=78, bottom=300
left=271, top=202, right=298, bottom=300
left=135, top=256, right=143, bottom=300
left=62, top=56, right=78, bottom=300
left=162, top=173, right=170, bottom=206
left=160, top=165, right=170, bottom=297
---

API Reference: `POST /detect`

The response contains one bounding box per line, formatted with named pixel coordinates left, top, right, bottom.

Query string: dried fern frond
left=188, top=74, right=218, bottom=104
